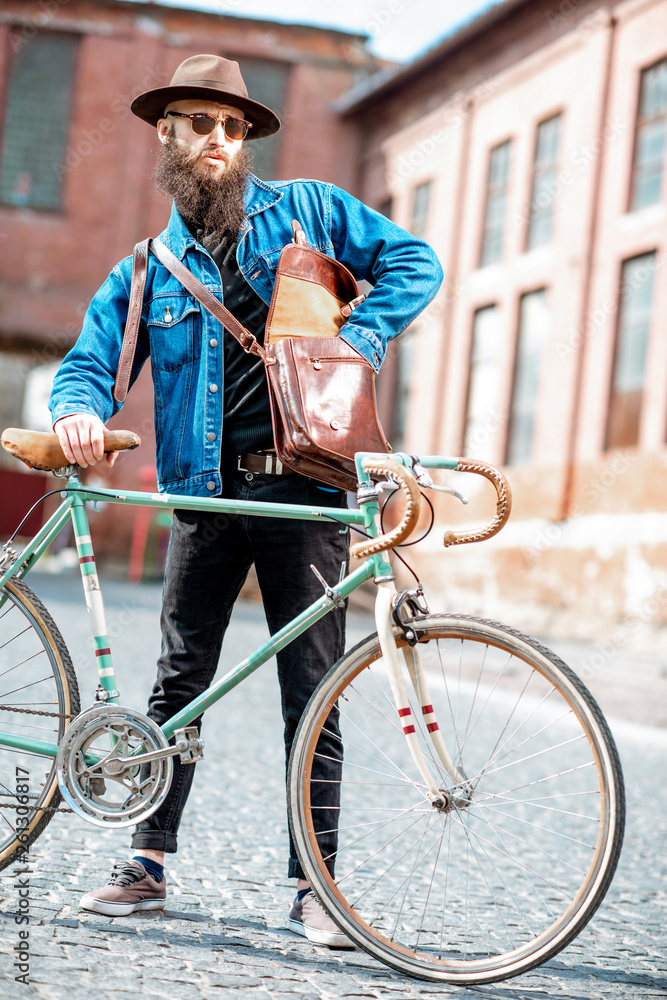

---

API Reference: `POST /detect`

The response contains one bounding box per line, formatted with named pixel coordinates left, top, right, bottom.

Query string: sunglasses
left=166, top=111, right=252, bottom=140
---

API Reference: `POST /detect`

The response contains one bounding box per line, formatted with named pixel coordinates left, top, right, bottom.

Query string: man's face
left=157, top=98, right=246, bottom=177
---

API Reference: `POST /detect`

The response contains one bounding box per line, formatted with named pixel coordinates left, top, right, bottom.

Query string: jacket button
left=330, top=420, right=340, bottom=430
left=209, top=383, right=218, bottom=393
left=206, top=481, right=216, bottom=491
left=210, top=338, right=218, bottom=348
left=207, top=432, right=217, bottom=441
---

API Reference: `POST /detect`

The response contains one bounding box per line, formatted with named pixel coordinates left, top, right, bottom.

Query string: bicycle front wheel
left=0, top=578, right=80, bottom=869
left=289, top=614, right=625, bottom=985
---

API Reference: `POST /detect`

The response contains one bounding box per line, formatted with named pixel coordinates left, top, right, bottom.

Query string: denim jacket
left=50, top=174, right=443, bottom=496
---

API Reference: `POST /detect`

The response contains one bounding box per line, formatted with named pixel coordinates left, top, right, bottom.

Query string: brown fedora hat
left=131, top=54, right=281, bottom=138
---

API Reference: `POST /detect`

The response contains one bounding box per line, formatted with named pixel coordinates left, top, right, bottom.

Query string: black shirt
left=199, top=229, right=274, bottom=462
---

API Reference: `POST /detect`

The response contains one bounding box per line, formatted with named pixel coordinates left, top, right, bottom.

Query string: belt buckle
left=267, top=454, right=283, bottom=475
left=237, top=452, right=283, bottom=476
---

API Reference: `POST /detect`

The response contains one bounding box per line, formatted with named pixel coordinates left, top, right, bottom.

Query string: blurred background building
left=1, top=0, right=666, bottom=649
left=345, top=0, right=667, bottom=650
left=0, top=0, right=377, bottom=554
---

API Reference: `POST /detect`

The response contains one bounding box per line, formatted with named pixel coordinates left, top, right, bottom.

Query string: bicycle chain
left=0, top=703, right=75, bottom=720
left=0, top=795, right=73, bottom=814
left=0, top=704, right=75, bottom=813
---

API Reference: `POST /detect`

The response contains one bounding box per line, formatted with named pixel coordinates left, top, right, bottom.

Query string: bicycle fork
left=374, top=582, right=470, bottom=811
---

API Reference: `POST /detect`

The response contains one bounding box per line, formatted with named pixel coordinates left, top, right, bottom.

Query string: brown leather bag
left=114, top=223, right=391, bottom=491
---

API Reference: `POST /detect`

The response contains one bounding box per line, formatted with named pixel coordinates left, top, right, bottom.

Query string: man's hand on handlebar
left=54, top=413, right=119, bottom=469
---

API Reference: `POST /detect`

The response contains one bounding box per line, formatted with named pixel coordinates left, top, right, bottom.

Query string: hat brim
left=131, top=85, right=281, bottom=138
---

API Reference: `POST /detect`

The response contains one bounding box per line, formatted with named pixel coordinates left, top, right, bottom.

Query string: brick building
left=3, top=0, right=667, bottom=650
left=343, top=0, right=667, bottom=650
left=0, top=0, right=376, bottom=555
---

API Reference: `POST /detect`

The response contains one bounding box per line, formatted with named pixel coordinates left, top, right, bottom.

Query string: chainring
left=56, top=704, right=173, bottom=827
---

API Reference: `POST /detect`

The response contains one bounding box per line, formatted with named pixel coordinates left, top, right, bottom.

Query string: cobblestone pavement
left=1, top=573, right=666, bottom=999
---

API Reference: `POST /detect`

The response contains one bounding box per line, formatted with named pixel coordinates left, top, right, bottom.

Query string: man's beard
left=155, top=130, right=252, bottom=237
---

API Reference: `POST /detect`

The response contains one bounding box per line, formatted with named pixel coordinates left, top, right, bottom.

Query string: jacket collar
left=159, top=173, right=283, bottom=259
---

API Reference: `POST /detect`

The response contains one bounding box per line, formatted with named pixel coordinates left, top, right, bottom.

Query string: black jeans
left=131, top=467, right=349, bottom=879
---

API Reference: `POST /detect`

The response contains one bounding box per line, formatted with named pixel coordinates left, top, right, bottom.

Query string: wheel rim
left=293, top=617, right=623, bottom=982
left=0, top=582, right=78, bottom=863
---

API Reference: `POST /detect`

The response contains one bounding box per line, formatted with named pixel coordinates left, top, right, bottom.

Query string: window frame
left=604, top=250, right=657, bottom=451
left=408, top=179, right=433, bottom=240
left=627, top=57, right=667, bottom=213
left=525, top=111, right=563, bottom=251
left=462, top=303, right=502, bottom=461
left=0, top=28, right=80, bottom=214
left=478, top=137, right=513, bottom=268
left=504, top=286, right=550, bottom=466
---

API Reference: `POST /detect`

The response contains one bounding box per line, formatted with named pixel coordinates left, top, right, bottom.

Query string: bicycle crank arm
left=104, top=727, right=204, bottom=773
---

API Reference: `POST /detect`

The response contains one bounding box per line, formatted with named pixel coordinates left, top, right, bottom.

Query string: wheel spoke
left=290, top=614, right=624, bottom=985
left=0, top=582, right=79, bottom=870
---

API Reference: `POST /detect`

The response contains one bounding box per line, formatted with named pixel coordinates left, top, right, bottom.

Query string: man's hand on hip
left=54, top=413, right=119, bottom=468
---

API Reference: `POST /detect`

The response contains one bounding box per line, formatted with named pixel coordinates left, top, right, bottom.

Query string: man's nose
left=207, top=120, right=228, bottom=144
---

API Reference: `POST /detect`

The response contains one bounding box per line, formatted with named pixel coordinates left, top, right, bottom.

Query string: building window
left=526, top=114, right=562, bottom=249
left=606, top=252, right=656, bottom=449
left=479, top=140, right=511, bottom=267
left=0, top=32, right=78, bottom=211
left=464, top=306, right=503, bottom=461
left=506, top=289, right=549, bottom=465
left=377, top=197, right=393, bottom=219
left=409, top=181, right=431, bottom=239
left=236, top=57, right=289, bottom=178
left=391, top=329, right=417, bottom=449
left=630, top=59, right=667, bottom=210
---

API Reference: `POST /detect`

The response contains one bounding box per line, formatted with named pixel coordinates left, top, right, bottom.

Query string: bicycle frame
left=0, top=453, right=461, bottom=774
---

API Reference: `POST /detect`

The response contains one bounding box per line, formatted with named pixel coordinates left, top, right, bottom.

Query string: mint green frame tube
left=0, top=453, right=460, bottom=763
left=0, top=479, right=374, bottom=762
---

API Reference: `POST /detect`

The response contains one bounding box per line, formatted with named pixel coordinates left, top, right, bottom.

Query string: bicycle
left=0, top=426, right=625, bottom=986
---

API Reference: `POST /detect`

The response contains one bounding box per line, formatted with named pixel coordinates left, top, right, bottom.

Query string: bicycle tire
left=289, top=614, right=625, bottom=984
left=0, top=578, right=80, bottom=870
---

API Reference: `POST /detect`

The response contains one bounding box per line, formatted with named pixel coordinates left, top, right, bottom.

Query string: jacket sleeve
left=328, top=185, right=444, bottom=370
left=49, top=259, right=150, bottom=427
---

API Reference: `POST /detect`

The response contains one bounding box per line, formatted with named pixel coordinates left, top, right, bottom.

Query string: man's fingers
left=90, top=425, right=105, bottom=462
left=71, top=424, right=93, bottom=467
left=55, top=424, right=78, bottom=465
left=54, top=415, right=107, bottom=468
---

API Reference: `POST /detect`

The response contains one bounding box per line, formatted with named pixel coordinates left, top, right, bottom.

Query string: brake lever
left=411, top=459, right=469, bottom=505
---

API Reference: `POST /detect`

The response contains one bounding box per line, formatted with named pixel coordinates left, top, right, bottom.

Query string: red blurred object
left=128, top=466, right=171, bottom=583
left=0, top=468, right=50, bottom=538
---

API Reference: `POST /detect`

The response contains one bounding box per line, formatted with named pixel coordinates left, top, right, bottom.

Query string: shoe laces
left=107, top=862, right=145, bottom=887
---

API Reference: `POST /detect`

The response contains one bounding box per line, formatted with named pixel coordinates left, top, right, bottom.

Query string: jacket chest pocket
left=147, top=297, right=201, bottom=372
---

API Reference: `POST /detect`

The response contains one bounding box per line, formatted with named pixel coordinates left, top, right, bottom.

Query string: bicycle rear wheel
left=289, top=614, right=625, bottom=984
left=0, top=578, right=80, bottom=869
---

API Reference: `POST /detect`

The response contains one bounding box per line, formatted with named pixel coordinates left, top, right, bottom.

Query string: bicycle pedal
left=174, top=726, right=205, bottom=764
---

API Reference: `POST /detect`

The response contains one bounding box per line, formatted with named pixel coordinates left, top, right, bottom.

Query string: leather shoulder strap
left=114, top=238, right=150, bottom=403
left=151, top=238, right=275, bottom=365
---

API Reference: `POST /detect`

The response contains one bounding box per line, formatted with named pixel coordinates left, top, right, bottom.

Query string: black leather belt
left=237, top=451, right=294, bottom=476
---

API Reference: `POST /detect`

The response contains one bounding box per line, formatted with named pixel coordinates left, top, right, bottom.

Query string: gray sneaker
left=80, top=860, right=167, bottom=916
left=288, top=889, right=355, bottom=948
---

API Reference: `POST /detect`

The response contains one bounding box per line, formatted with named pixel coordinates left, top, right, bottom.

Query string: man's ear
left=156, top=119, right=169, bottom=144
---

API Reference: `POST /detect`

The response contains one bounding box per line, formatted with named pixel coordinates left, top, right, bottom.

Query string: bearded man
left=49, top=55, right=443, bottom=946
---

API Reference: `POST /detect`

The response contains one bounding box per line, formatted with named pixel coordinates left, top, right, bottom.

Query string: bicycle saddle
left=1, top=427, right=141, bottom=472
